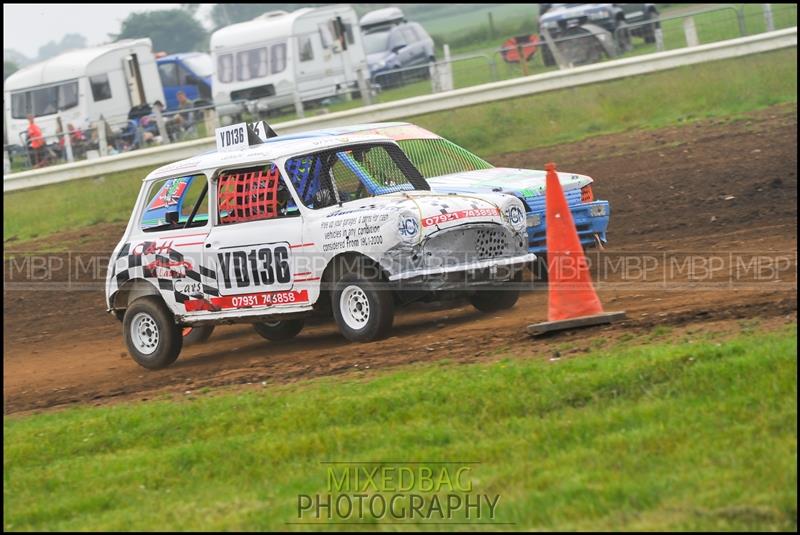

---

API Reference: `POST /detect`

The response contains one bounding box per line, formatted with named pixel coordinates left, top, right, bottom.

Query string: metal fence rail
left=3, top=27, right=797, bottom=193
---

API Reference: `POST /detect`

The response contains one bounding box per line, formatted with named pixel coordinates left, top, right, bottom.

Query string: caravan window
left=299, top=36, right=314, bottom=62
left=58, top=81, right=79, bottom=109
left=271, top=43, right=287, bottom=74
left=236, top=47, right=269, bottom=81
left=90, top=74, right=112, bottom=101
left=217, top=54, right=234, bottom=83
left=11, top=93, right=28, bottom=120
left=10, top=80, right=79, bottom=119
left=318, top=23, right=333, bottom=49
left=344, top=23, right=355, bottom=45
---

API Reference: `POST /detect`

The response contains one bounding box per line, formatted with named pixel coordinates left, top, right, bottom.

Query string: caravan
left=3, top=39, right=164, bottom=148
left=210, top=5, right=367, bottom=120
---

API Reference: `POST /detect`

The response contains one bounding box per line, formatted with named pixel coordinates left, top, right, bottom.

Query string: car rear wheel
left=253, top=319, right=304, bottom=341
left=332, top=270, right=394, bottom=342
left=124, top=297, right=182, bottom=370
left=182, top=325, right=215, bottom=345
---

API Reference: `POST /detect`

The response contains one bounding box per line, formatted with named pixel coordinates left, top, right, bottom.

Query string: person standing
left=27, top=114, right=46, bottom=167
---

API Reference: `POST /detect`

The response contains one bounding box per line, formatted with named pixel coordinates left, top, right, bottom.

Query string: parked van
left=3, top=39, right=164, bottom=147
left=156, top=52, right=213, bottom=110
left=210, top=5, right=367, bottom=120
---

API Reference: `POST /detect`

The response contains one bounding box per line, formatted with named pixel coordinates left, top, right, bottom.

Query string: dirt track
left=4, top=105, right=797, bottom=415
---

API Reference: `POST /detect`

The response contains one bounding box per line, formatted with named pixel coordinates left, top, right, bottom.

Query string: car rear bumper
left=526, top=200, right=610, bottom=254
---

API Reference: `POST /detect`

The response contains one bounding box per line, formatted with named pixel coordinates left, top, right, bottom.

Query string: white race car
left=106, top=123, right=534, bottom=369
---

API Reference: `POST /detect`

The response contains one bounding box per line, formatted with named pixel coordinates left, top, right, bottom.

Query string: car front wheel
left=123, top=297, right=182, bottom=370
left=332, top=271, right=394, bottom=342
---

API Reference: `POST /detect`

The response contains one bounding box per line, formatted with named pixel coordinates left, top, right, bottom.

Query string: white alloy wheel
left=131, top=312, right=159, bottom=355
left=339, top=284, right=371, bottom=331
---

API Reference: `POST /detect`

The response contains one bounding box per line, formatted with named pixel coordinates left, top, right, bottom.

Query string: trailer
left=3, top=38, right=164, bottom=147
left=210, top=5, right=368, bottom=120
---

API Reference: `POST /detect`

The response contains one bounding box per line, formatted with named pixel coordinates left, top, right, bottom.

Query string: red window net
left=218, top=165, right=281, bottom=224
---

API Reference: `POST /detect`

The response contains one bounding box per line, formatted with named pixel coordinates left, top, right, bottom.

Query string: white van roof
left=4, top=38, right=153, bottom=92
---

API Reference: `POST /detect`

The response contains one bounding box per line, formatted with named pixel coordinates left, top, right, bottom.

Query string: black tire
left=331, top=269, right=394, bottom=342
left=182, top=325, right=215, bottom=345
left=615, top=21, right=633, bottom=54
left=541, top=44, right=556, bottom=67
left=123, top=296, right=182, bottom=370
left=643, top=11, right=659, bottom=44
left=469, top=272, right=522, bottom=312
left=560, top=28, right=604, bottom=65
left=253, top=319, right=305, bottom=341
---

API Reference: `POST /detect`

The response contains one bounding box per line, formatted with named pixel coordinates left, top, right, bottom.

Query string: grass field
left=4, top=324, right=797, bottom=530
left=4, top=47, right=796, bottom=243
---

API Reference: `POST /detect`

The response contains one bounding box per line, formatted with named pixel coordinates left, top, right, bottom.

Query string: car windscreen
left=394, top=137, right=494, bottom=179
left=284, top=143, right=429, bottom=209
left=364, top=30, right=391, bottom=55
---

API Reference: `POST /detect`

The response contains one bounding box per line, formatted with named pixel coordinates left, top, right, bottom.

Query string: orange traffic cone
left=527, top=163, right=625, bottom=336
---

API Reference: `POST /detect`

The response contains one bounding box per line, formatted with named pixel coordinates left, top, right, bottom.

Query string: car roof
left=146, top=132, right=399, bottom=181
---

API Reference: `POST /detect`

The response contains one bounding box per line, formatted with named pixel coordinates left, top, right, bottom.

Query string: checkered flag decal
left=109, top=242, right=219, bottom=310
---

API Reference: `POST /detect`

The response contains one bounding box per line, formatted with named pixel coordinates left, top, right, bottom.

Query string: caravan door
left=294, top=13, right=361, bottom=102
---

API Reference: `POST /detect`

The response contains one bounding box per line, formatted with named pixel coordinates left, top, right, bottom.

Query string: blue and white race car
left=264, top=122, right=611, bottom=256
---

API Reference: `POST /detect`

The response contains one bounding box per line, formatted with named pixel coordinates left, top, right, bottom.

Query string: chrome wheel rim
left=131, top=312, right=159, bottom=355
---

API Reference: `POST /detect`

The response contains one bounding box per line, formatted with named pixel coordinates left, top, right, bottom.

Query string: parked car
left=538, top=3, right=659, bottom=66
left=106, top=123, right=533, bottom=368
left=360, top=7, right=435, bottom=88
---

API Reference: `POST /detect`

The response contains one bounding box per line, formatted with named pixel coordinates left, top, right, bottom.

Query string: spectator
left=167, top=91, right=197, bottom=141
left=58, top=123, right=87, bottom=160
left=26, top=115, right=46, bottom=167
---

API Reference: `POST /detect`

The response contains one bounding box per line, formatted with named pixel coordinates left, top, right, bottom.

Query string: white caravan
left=210, top=5, right=368, bottom=119
left=4, top=38, right=165, bottom=146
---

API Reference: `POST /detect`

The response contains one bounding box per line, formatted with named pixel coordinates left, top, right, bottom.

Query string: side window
left=285, top=145, right=426, bottom=209
left=284, top=154, right=336, bottom=209
left=271, top=43, right=287, bottom=74
left=299, top=35, right=314, bottom=62
left=344, top=23, right=355, bottom=45
left=401, top=26, right=418, bottom=44
left=89, top=74, right=112, bottom=101
left=11, top=92, right=29, bottom=119
left=217, top=164, right=299, bottom=225
left=319, top=23, right=333, bottom=49
left=217, top=54, right=234, bottom=83
left=236, top=48, right=268, bottom=81
left=140, top=175, right=209, bottom=232
left=158, top=62, right=178, bottom=86
left=58, top=81, right=79, bottom=110
left=390, top=28, right=407, bottom=50
left=178, top=64, right=195, bottom=85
